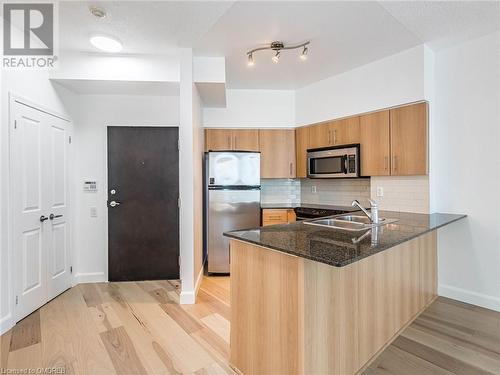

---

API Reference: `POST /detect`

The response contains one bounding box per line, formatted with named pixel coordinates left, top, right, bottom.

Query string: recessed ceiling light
left=90, top=35, right=123, bottom=53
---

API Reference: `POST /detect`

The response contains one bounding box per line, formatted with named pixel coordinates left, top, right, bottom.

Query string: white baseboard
left=439, top=283, right=500, bottom=312
left=74, top=272, right=106, bottom=284
left=0, top=313, right=13, bottom=335
left=179, top=290, right=196, bottom=304
left=195, top=264, right=205, bottom=295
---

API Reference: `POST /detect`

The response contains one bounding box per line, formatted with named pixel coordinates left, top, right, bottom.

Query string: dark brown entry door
left=107, top=126, right=179, bottom=281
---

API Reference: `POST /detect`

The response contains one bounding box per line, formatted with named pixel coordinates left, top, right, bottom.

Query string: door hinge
left=69, top=135, right=72, bottom=144
left=70, top=266, right=73, bottom=273
left=14, top=120, right=17, bottom=129
left=15, top=295, right=18, bottom=305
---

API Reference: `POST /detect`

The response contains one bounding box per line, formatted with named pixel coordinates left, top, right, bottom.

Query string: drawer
left=262, top=209, right=294, bottom=226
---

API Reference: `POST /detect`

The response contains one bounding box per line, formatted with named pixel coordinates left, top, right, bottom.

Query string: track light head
left=272, top=51, right=280, bottom=63
left=300, top=46, right=308, bottom=60
left=247, top=53, right=255, bottom=66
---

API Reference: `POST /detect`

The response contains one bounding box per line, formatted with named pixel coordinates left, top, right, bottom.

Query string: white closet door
left=46, top=114, right=71, bottom=300
left=12, top=101, right=71, bottom=322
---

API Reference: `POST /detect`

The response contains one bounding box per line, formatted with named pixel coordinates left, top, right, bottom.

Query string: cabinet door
left=360, top=111, right=390, bottom=176
left=308, top=123, right=331, bottom=149
left=390, top=103, right=428, bottom=175
left=295, top=127, right=309, bottom=178
left=232, top=129, right=260, bottom=151
left=259, top=129, right=296, bottom=178
left=205, top=129, right=232, bottom=151
left=332, top=116, right=360, bottom=145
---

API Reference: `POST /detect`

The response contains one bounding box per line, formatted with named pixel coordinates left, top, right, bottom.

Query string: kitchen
left=1, top=1, right=499, bottom=375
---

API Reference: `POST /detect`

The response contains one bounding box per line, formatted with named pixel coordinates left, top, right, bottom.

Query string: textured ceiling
left=58, top=1, right=500, bottom=89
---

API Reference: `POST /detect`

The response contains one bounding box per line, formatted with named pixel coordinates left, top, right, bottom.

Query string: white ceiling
left=51, top=79, right=179, bottom=96
left=59, top=1, right=500, bottom=90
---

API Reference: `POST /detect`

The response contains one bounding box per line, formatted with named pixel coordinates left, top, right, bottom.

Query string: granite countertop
left=224, top=211, right=466, bottom=267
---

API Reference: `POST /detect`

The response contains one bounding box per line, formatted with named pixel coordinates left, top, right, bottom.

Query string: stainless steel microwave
left=307, top=144, right=360, bottom=178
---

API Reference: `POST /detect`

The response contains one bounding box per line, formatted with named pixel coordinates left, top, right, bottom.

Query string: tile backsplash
left=261, top=179, right=301, bottom=204
left=370, top=176, right=430, bottom=213
left=301, top=179, right=371, bottom=206
left=262, top=176, right=429, bottom=213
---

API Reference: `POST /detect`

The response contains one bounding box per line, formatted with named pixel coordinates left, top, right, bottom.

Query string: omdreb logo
left=3, top=3, right=57, bottom=68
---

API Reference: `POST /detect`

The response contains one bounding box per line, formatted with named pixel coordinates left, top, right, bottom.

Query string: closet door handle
left=49, top=214, right=63, bottom=220
left=40, top=215, right=49, bottom=222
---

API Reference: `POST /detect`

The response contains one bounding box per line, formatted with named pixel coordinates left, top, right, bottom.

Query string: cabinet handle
left=328, top=130, right=331, bottom=145
left=233, top=135, right=237, bottom=150
left=384, top=156, right=388, bottom=171
left=289, top=162, right=293, bottom=177
left=227, top=136, right=231, bottom=149
left=333, top=129, right=337, bottom=144
left=393, top=156, right=398, bottom=173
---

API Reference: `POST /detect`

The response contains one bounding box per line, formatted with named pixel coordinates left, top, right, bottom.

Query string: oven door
left=307, top=146, right=359, bottom=178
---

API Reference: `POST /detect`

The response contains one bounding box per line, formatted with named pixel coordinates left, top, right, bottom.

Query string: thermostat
left=83, top=180, right=98, bottom=193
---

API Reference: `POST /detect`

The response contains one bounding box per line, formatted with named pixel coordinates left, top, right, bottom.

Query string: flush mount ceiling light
left=90, top=35, right=123, bottom=53
left=246, top=40, right=310, bottom=66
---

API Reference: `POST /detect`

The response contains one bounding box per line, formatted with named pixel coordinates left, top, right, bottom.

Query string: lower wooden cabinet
left=229, top=231, right=437, bottom=375
left=262, top=209, right=296, bottom=226
left=259, top=129, right=296, bottom=178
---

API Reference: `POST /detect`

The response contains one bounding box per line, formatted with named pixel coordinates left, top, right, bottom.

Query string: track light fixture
left=246, top=40, right=310, bottom=66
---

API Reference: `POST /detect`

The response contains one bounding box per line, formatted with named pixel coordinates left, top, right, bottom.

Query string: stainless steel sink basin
left=304, top=215, right=398, bottom=232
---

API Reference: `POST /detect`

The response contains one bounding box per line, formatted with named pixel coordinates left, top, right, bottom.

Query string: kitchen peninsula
left=225, top=211, right=466, bottom=375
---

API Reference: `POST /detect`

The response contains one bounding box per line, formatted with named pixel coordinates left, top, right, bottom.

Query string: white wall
left=0, top=70, right=77, bottom=334
left=431, top=32, right=500, bottom=311
left=72, top=94, right=179, bottom=284
left=295, top=45, right=426, bottom=126
left=203, top=89, right=295, bottom=128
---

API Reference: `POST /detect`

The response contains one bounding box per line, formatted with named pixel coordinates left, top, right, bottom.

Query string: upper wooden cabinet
left=359, top=102, right=428, bottom=176
left=205, top=129, right=259, bottom=152
left=360, top=110, right=390, bottom=176
left=259, top=129, right=296, bottom=178
left=390, top=102, right=428, bottom=175
left=232, top=129, right=260, bottom=151
left=205, top=129, right=232, bottom=151
left=308, top=117, right=360, bottom=149
left=295, top=127, right=310, bottom=178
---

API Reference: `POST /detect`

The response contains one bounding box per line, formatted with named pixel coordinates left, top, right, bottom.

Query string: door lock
left=109, top=201, right=121, bottom=207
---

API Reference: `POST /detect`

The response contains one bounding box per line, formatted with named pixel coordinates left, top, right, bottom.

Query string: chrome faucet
left=351, top=198, right=380, bottom=224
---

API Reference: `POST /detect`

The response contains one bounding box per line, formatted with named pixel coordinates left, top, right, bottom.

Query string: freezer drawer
left=207, top=189, right=260, bottom=273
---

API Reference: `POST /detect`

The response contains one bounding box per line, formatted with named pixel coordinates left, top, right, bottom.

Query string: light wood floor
left=1, top=277, right=233, bottom=375
left=1, top=278, right=499, bottom=375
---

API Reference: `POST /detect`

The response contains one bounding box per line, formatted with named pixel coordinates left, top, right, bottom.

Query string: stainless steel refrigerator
left=204, top=151, right=261, bottom=274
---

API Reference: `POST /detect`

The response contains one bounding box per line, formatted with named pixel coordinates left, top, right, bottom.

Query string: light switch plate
left=311, top=185, right=317, bottom=193
left=90, top=206, right=98, bottom=217
left=376, top=187, right=384, bottom=197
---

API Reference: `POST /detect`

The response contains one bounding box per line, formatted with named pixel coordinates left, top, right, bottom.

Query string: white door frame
left=8, top=92, right=73, bottom=323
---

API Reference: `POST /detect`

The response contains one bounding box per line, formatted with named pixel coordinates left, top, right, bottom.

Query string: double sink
left=304, top=214, right=398, bottom=232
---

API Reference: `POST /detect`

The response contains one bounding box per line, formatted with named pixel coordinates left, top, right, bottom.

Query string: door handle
left=109, top=201, right=121, bottom=207
left=40, top=215, right=49, bottom=222
left=49, top=214, right=63, bottom=220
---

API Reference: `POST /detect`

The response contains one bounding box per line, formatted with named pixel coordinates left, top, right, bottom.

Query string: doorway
left=11, top=98, right=72, bottom=322
left=107, top=126, right=180, bottom=281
